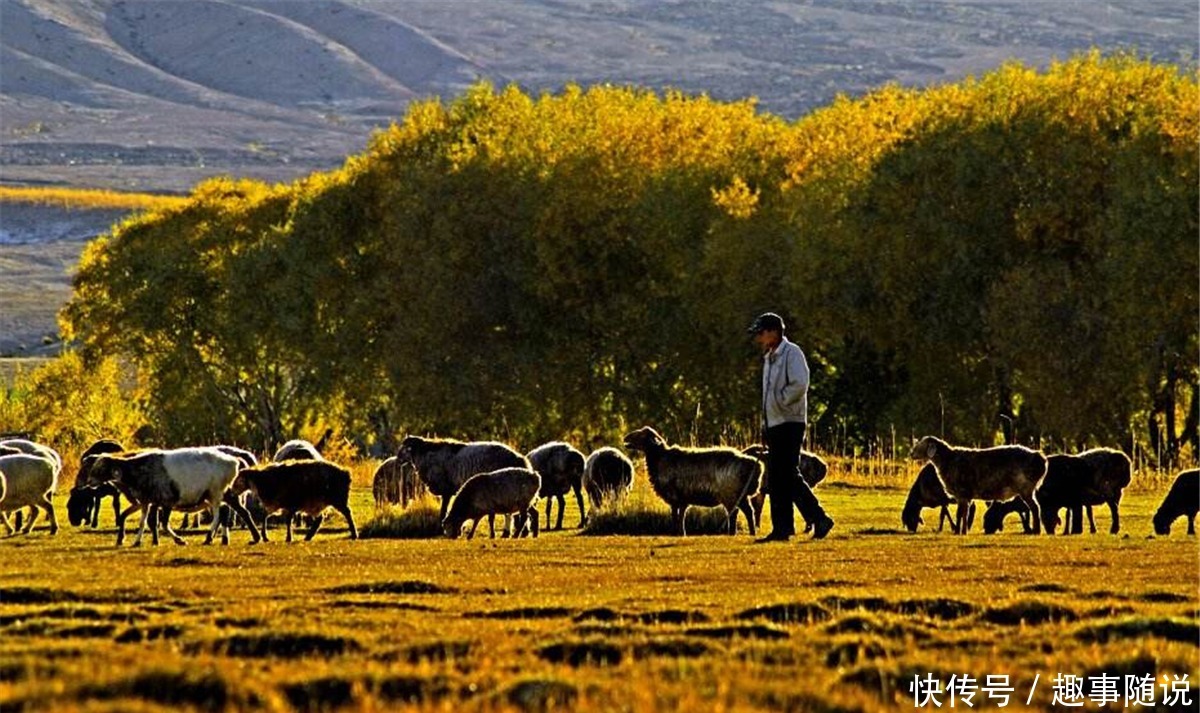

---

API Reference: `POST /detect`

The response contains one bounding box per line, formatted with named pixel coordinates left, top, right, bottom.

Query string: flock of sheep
left=0, top=428, right=1196, bottom=545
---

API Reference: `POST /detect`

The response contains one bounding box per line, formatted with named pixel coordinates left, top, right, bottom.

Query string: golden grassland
left=0, top=459, right=1196, bottom=713
left=0, top=186, right=186, bottom=212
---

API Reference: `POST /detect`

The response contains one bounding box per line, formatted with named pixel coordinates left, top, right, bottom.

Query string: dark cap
left=747, top=312, right=785, bottom=334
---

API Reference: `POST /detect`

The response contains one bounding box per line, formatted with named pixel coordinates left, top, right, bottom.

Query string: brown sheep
left=910, top=436, right=1047, bottom=534
left=442, top=467, right=541, bottom=540
left=623, top=426, right=761, bottom=536
left=1153, top=468, right=1198, bottom=536
left=398, top=436, right=530, bottom=522
left=902, top=463, right=975, bottom=533
left=527, top=442, right=586, bottom=530
left=231, top=459, right=357, bottom=543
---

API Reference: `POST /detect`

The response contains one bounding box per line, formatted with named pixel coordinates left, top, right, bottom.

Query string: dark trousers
left=765, top=422, right=825, bottom=536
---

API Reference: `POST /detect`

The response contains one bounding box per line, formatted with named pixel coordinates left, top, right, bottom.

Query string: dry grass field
left=0, top=459, right=1196, bottom=712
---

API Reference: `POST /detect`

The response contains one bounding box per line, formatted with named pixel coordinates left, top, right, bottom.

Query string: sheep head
left=910, top=436, right=944, bottom=462
left=83, top=454, right=118, bottom=486
left=623, top=426, right=666, bottom=454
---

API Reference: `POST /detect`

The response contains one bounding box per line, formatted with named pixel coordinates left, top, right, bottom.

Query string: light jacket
left=762, top=337, right=809, bottom=428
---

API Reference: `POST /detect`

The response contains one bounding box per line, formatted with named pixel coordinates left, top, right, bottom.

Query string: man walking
left=749, top=312, right=834, bottom=541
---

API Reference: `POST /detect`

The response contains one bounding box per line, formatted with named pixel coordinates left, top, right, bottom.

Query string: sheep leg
left=954, top=501, right=969, bottom=535
left=285, top=511, right=295, bottom=543
left=160, top=507, right=187, bottom=545
left=544, top=498, right=554, bottom=531
left=439, top=496, right=450, bottom=523
left=1069, top=505, right=1084, bottom=535
left=528, top=506, right=539, bottom=538
left=738, top=498, right=757, bottom=536
left=201, top=496, right=223, bottom=545
left=115, top=503, right=140, bottom=546
left=132, top=504, right=154, bottom=547
left=725, top=506, right=739, bottom=535
left=336, top=503, right=357, bottom=540
left=466, top=519, right=481, bottom=540
left=21, top=504, right=40, bottom=534
left=674, top=506, right=688, bottom=536
left=573, top=486, right=586, bottom=528
left=1105, top=500, right=1118, bottom=534
left=1187, top=514, right=1195, bottom=535
left=41, top=494, right=58, bottom=535
left=304, top=513, right=324, bottom=541
left=220, top=493, right=260, bottom=543
left=1023, top=493, right=1042, bottom=534
left=554, top=494, right=566, bottom=530
left=487, top=514, right=497, bottom=539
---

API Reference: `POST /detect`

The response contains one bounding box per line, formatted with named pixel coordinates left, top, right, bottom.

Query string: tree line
left=54, top=52, right=1197, bottom=462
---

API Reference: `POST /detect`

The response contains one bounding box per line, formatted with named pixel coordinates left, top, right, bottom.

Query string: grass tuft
left=359, top=503, right=443, bottom=539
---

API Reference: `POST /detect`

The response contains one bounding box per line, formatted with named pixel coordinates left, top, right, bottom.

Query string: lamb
left=442, top=467, right=541, bottom=540
left=982, top=497, right=1033, bottom=534
left=67, top=439, right=127, bottom=528
left=230, top=459, right=358, bottom=542
left=622, top=426, right=762, bottom=536
left=910, top=435, right=1047, bottom=534
left=526, top=441, right=586, bottom=530
left=371, top=456, right=425, bottom=510
left=741, top=445, right=828, bottom=531
left=1038, top=449, right=1131, bottom=534
left=902, top=463, right=975, bottom=534
left=1153, top=468, right=1198, bottom=536
left=0, top=453, right=59, bottom=535
left=85, top=448, right=260, bottom=546
left=581, top=447, right=634, bottom=517
left=396, top=436, right=529, bottom=521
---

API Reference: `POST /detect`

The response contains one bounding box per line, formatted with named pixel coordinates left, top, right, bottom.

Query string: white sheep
left=910, top=435, right=1047, bottom=534
left=442, top=467, right=541, bottom=540
left=526, top=441, right=586, bottom=530
left=0, top=453, right=58, bottom=535
left=397, top=436, right=530, bottom=522
left=622, top=426, right=762, bottom=536
left=85, top=447, right=260, bottom=546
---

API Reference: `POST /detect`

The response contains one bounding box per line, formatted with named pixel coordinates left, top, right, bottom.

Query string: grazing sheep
left=443, top=467, right=541, bottom=540
left=582, top=447, right=634, bottom=517
left=67, top=439, right=127, bottom=529
left=910, top=436, right=1047, bottom=534
left=742, top=445, right=828, bottom=531
left=526, top=442, right=586, bottom=530
left=0, top=453, right=58, bottom=535
left=901, top=463, right=976, bottom=534
left=1153, top=468, right=1198, bottom=536
left=272, top=439, right=323, bottom=462
left=371, top=456, right=426, bottom=511
left=622, top=426, right=762, bottom=536
left=1038, top=449, right=1131, bottom=534
left=397, top=436, right=529, bottom=522
left=231, top=459, right=357, bottom=542
left=85, top=448, right=259, bottom=546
